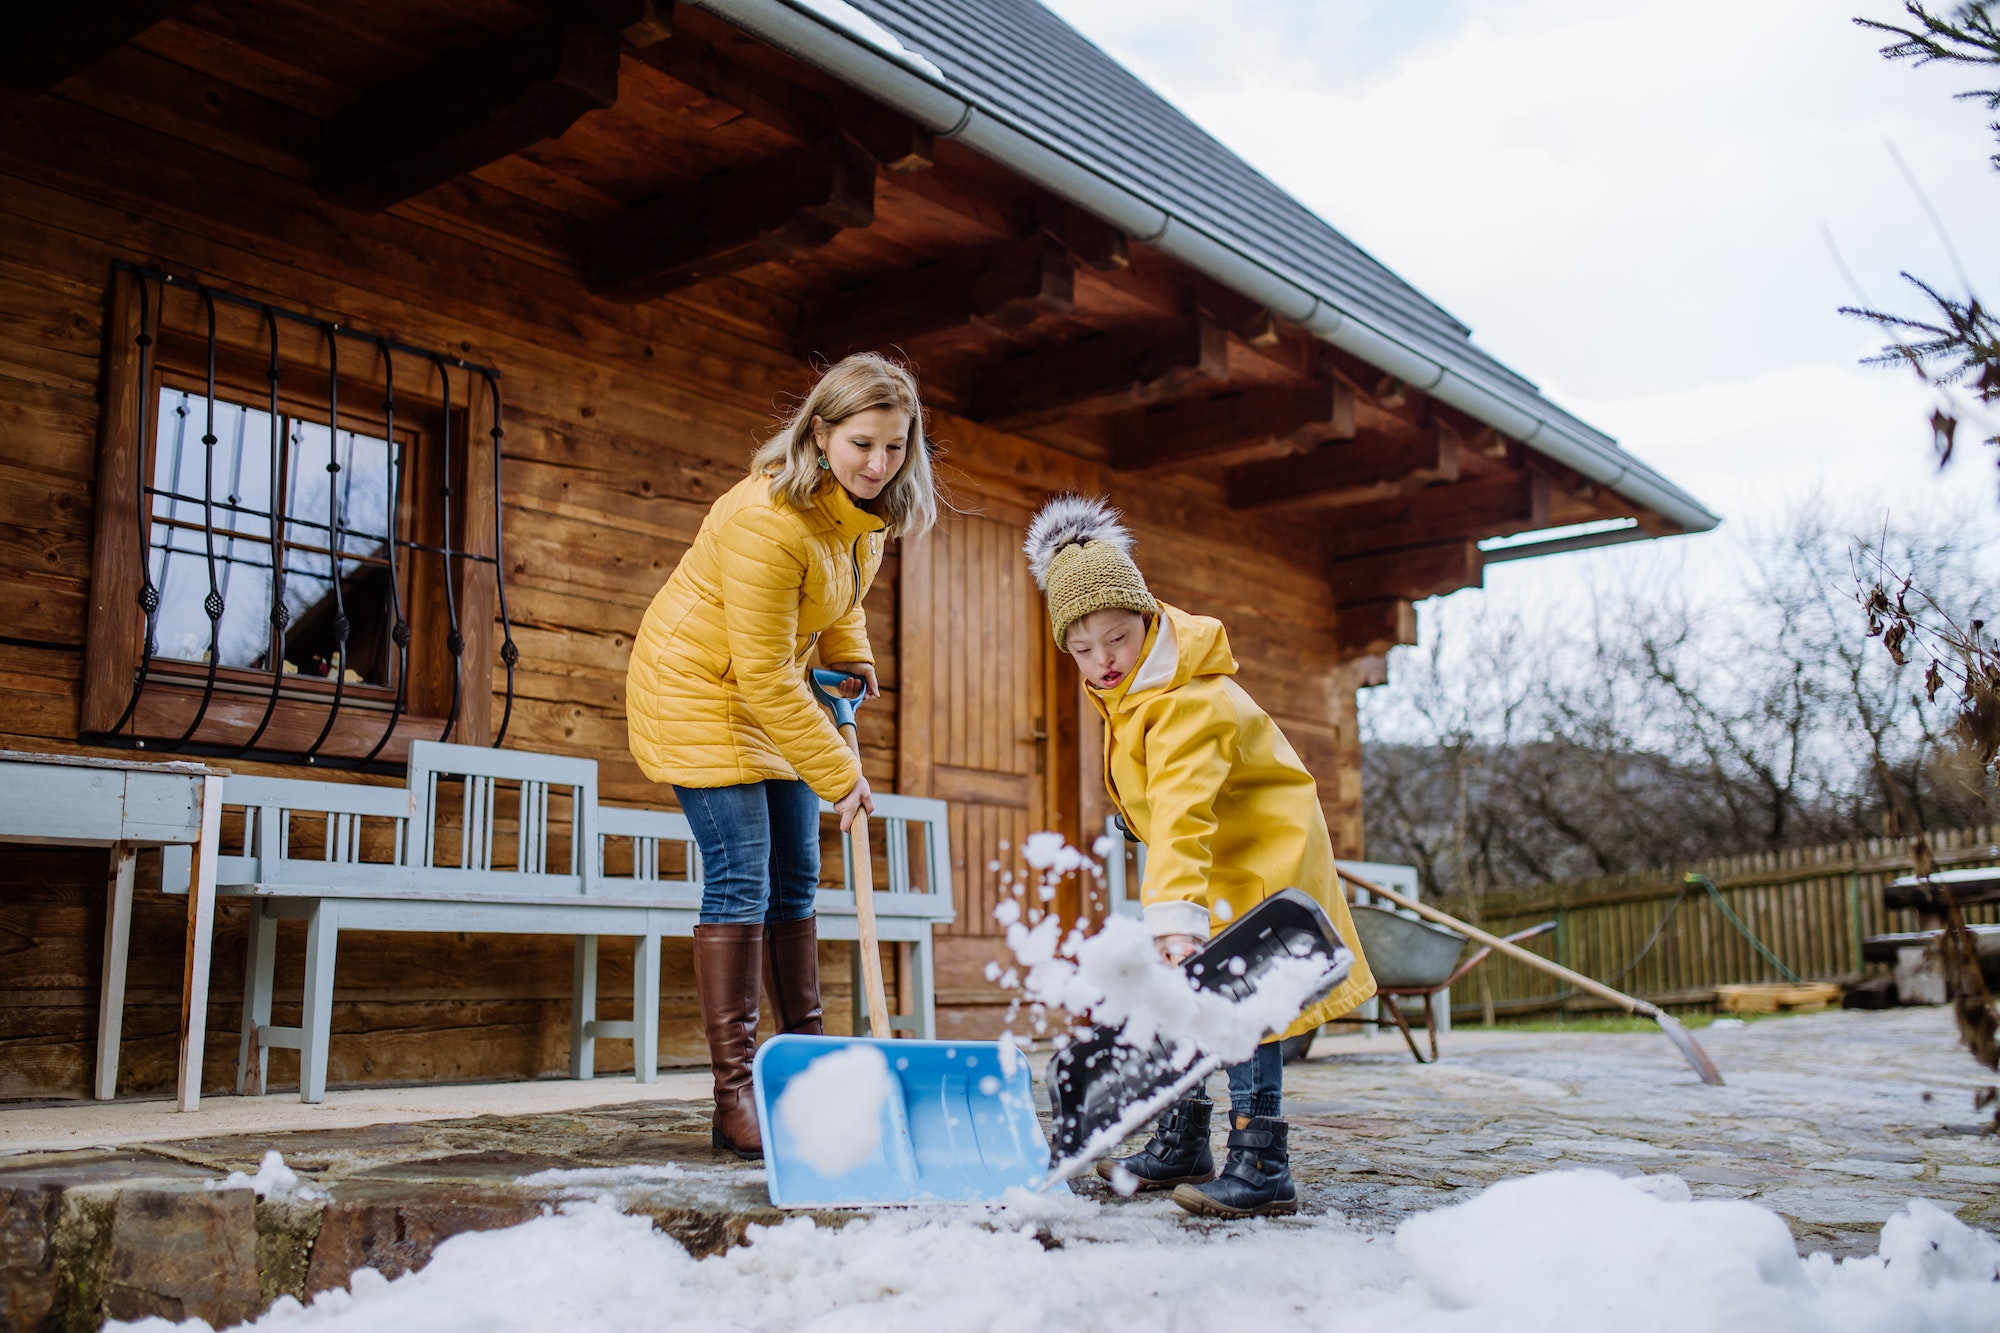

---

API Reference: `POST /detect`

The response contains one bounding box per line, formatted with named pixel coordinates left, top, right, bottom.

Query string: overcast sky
left=1041, top=0, right=2000, bottom=612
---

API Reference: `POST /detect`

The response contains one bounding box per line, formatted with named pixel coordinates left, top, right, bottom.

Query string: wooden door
left=898, top=499, right=1057, bottom=1038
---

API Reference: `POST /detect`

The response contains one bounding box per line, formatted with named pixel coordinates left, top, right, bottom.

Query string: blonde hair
left=751, top=354, right=937, bottom=540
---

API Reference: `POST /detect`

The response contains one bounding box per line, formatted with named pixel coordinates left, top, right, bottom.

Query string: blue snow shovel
left=752, top=670, right=1058, bottom=1207
left=754, top=1034, right=1054, bottom=1207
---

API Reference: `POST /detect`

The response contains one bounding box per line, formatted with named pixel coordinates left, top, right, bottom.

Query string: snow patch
left=112, top=1172, right=2000, bottom=1332
left=207, top=1151, right=320, bottom=1201
left=512, top=1164, right=689, bottom=1191
left=793, top=0, right=946, bottom=81
left=776, top=1043, right=891, bottom=1176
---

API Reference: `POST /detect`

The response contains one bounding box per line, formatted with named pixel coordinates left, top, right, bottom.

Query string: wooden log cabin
left=0, top=0, right=1716, bottom=1100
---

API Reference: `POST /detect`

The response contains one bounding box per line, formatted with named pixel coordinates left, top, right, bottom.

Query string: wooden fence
left=1451, top=826, right=2000, bottom=1021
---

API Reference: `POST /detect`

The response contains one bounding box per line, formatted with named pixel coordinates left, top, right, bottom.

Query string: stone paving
left=2, top=1008, right=1996, bottom=1328
left=1191, top=1007, right=2000, bottom=1257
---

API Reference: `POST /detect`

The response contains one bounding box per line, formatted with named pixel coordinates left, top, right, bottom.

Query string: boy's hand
left=824, top=662, right=879, bottom=701
left=1156, top=933, right=1199, bottom=966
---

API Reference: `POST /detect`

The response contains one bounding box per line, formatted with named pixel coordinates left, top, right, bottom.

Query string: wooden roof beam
left=1334, top=598, right=1418, bottom=660
left=1109, top=378, right=1355, bottom=475
left=798, top=233, right=1074, bottom=361
left=966, top=314, right=1229, bottom=432
left=1036, top=199, right=1129, bottom=271
left=1226, top=422, right=1459, bottom=512
left=1322, top=469, right=1553, bottom=560
left=318, top=9, right=623, bottom=212
left=1328, top=541, right=1484, bottom=604
left=0, top=0, right=197, bottom=92
left=636, top=25, right=933, bottom=172
left=584, top=136, right=877, bottom=302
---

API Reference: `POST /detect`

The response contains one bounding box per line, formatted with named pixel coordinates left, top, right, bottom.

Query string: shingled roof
left=691, top=0, right=1719, bottom=535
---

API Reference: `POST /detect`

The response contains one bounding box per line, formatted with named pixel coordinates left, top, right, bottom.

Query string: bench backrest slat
left=405, top=741, right=598, bottom=889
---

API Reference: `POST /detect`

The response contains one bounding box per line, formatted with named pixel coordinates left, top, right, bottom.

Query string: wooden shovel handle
left=840, top=721, right=893, bottom=1039
left=1339, top=869, right=1658, bottom=1018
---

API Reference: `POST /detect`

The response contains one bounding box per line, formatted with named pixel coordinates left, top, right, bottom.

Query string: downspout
left=687, top=0, right=1720, bottom=537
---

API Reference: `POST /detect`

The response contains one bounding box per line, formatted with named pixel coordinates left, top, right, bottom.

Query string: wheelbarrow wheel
left=1279, top=1028, right=1318, bottom=1064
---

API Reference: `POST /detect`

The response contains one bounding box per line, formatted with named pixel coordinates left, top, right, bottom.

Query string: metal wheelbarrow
left=1350, top=905, right=1556, bottom=1063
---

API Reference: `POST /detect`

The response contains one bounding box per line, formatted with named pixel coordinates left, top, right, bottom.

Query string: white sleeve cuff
left=1144, top=900, right=1212, bottom=941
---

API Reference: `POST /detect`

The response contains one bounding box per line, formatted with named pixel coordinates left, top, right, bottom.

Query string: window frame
left=82, top=266, right=513, bottom=769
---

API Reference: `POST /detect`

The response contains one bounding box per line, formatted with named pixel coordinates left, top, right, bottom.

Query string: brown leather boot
left=692, top=922, right=764, bottom=1160
left=763, top=914, right=825, bottom=1036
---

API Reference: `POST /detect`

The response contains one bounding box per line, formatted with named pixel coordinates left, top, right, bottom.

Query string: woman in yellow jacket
left=1024, top=495, right=1374, bottom=1218
left=627, top=354, right=936, bottom=1159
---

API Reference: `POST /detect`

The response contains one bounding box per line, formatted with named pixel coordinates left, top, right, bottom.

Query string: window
left=148, top=388, right=404, bottom=685
left=83, top=265, right=518, bottom=769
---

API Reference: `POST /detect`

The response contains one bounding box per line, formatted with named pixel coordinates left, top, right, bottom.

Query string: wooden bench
left=209, top=741, right=954, bottom=1102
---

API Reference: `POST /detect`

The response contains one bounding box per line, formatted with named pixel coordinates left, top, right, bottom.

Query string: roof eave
left=686, top=0, right=1721, bottom=537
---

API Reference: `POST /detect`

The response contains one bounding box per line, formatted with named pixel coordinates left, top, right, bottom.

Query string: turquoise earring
left=816, top=454, right=831, bottom=470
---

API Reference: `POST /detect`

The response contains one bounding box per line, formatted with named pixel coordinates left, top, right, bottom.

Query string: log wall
left=0, top=76, right=1372, bottom=1098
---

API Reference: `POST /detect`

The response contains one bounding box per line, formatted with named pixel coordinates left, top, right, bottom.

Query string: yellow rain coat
left=1088, top=602, right=1375, bottom=1039
left=626, top=472, right=884, bottom=801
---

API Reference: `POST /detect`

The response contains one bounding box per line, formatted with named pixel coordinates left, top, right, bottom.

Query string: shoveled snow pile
left=774, top=1043, right=892, bottom=1176
left=113, top=1170, right=2000, bottom=1333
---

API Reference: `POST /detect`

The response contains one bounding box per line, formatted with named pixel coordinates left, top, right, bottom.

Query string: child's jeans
left=1220, top=1040, right=1282, bottom=1120
left=673, top=779, right=820, bottom=925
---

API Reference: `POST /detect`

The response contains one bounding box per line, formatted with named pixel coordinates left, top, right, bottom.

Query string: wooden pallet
left=1714, top=982, right=1842, bottom=1014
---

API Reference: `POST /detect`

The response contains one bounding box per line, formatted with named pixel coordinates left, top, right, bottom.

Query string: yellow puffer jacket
left=1089, top=602, right=1376, bottom=1040
left=626, top=472, right=885, bottom=801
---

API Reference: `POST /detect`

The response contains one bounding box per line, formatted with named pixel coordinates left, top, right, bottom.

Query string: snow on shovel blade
left=1044, top=888, right=1354, bottom=1181
left=754, top=1035, right=1058, bottom=1208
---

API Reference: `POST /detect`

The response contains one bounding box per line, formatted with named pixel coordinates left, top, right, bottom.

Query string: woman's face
left=813, top=407, right=910, bottom=502
left=1065, top=608, right=1150, bottom=691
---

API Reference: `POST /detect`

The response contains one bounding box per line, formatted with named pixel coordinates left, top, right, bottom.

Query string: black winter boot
left=1095, top=1094, right=1216, bottom=1191
left=1172, top=1116, right=1297, bottom=1217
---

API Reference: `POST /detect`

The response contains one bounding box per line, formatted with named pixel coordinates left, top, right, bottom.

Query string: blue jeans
left=1222, top=1040, right=1282, bottom=1120
left=673, top=780, right=821, bottom=925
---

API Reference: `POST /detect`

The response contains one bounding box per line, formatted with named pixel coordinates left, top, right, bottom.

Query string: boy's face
left=1064, top=608, right=1150, bottom=691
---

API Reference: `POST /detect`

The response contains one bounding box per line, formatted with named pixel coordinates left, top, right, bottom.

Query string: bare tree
left=1362, top=504, right=1997, bottom=901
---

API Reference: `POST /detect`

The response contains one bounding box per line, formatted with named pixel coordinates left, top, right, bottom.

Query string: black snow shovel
left=1043, top=888, right=1354, bottom=1182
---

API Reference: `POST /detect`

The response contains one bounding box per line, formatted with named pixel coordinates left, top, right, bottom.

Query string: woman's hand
left=834, top=773, right=875, bottom=831
left=824, top=661, right=879, bottom=701
left=1156, top=933, right=1199, bottom=966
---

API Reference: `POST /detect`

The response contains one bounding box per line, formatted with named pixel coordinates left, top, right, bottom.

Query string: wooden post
left=1846, top=863, right=1864, bottom=976
left=177, top=775, right=224, bottom=1111
left=95, top=844, right=136, bottom=1100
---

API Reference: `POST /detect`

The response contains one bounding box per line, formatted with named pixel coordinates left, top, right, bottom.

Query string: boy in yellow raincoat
left=1025, top=495, right=1375, bottom=1217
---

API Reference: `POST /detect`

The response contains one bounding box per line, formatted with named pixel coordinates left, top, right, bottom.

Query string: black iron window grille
left=86, top=263, right=520, bottom=770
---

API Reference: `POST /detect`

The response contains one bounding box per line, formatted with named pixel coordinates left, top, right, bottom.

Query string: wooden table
left=0, top=750, right=224, bottom=1110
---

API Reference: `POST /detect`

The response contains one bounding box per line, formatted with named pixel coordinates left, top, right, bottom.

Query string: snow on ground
left=117, top=1168, right=2000, bottom=1333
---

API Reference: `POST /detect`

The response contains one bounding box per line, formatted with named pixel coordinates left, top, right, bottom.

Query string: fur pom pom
left=1024, top=494, right=1133, bottom=590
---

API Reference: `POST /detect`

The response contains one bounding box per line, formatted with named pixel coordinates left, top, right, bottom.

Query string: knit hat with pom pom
left=1023, top=495, right=1157, bottom=646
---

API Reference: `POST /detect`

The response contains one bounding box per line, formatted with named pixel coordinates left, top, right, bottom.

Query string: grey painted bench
left=210, top=741, right=954, bottom=1102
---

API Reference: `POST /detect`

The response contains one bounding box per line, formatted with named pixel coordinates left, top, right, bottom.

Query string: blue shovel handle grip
left=810, top=668, right=865, bottom=730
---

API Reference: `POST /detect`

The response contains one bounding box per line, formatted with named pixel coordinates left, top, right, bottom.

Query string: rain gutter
left=686, top=0, right=1721, bottom=537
